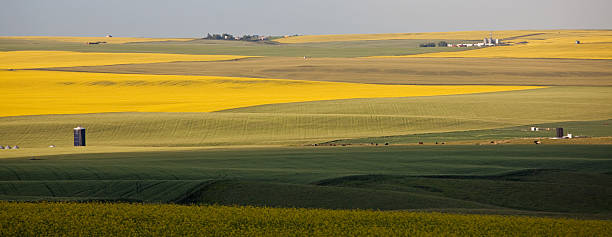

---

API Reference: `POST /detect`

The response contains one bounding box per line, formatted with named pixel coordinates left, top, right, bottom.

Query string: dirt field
left=49, top=57, right=612, bottom=86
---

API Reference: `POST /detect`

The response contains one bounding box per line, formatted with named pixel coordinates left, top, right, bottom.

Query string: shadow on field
left=173, top=169, right=612, bottom=218
left=1, top=169, right=611, bottom=219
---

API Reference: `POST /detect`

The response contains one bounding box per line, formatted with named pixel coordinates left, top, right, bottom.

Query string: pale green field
left=0, top=87, right=610, bottom=155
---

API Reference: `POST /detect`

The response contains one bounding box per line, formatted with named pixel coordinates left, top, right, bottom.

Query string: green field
left=332, top=119, right=612, bottom=145
left=1, top=87, right=610, bottom=149
left=1, top=145, right=611, bottom=218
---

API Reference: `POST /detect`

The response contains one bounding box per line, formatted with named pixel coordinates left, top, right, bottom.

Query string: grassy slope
left=192, top=180, right=496, bottom=210
left=3, top=145, right=611, bottom=183
left=52, top=57, right=612, bottom=86
left=0, top=38, right=473, bottom=58
left=0, top=87, right=610, bottom=148
left=226, top=87, right=611, bottom=123
left=0, top=180, right=210, bottom=203
left=0, top=145, right=611, bottom=215
left=197, top=169, right=612, bottom=215
left=330, top=119, right=612, bottom=145
left=315, top=171, right=612, bottom=214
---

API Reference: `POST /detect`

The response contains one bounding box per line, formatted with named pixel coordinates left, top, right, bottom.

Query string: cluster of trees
left=240, top=35, right=266, bottom=41
left=203, top=33, right=266, bottom=42
left=419, top=41, right=448, bottom=47
left=204, top=33, right=235, bottom=40
left=419, top=42, right=436, bottom=47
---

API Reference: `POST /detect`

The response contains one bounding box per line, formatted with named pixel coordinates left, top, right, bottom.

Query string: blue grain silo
left=74, top=126, right=86, bottom=146
left=556, top=127, right=564, bottom=138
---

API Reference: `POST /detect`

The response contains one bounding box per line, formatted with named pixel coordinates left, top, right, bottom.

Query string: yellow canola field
left=372, top=30, right=612, bottom=60
left=0, top=51, right=251, bottom=69
left=275, top=30, right=564, bottom=43
left=0, top=36, right=195, bottom=44
left=2, top=202, right=611, bottom=236
left=0, top=70, right=543, bottom=117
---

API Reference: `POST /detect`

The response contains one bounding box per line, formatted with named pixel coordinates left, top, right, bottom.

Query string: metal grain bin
left=556, top=127, right=564, bottom=138
left=74, top=126, right=86, bottom=146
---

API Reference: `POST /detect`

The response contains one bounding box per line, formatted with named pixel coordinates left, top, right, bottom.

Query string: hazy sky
left=1, top=0, right=611, bottom=37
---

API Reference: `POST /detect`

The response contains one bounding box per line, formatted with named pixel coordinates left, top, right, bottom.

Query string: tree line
left=419, top=41, right=448, bottom=47
left=203, top=33, right=267, bottom=42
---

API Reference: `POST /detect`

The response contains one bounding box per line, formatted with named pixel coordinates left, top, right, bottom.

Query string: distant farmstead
left=446, top=32, right=503, bottom=48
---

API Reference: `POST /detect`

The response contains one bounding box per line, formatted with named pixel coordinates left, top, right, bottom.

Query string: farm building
left=74, top=126, right=86, bottom=146
left=556, top=128, right=564, bottom=138
left=449, top=33, right=502, bottom=47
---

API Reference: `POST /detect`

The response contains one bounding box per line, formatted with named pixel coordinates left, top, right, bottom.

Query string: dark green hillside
left=315, top=170, right=612, bottom=214
left=1, top=145, right=610, bottom=217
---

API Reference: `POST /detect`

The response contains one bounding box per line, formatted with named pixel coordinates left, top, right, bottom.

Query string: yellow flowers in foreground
left=0, top=51, right=251, bottom=69
left=0, top=70, right=543, bottom=117
left=0, top=36, right=196, bottom=44
left=1, top=202, right=610, bottom=236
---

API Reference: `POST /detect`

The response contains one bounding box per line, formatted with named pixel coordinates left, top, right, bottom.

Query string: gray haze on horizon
left=1, top=0, right=611, bottom=37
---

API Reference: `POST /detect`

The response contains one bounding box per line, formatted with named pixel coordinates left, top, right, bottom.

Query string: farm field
left=0, top=86, right=610, bottom=148
left=1, top=119, right=610, bottom=161
left=333, top=120, right=612, bottom=145
left=0, top=70, right=537, bottom=117
left=0, top=37, right=474, bottom=58
left=273, top=30, right=562, bottom=43
left=0, top=145, right=611, bottom=217
left=2, top=202, right=610, bottom=236
left=274, top=30, right=612, bottom=60
left=55, top=56, right=612, bottom=86
left=0, top=28, right=611, bottom=234
left=389, top=39, right=612, bottom=60
left=0, top=36, right=197, bottom=44
left=0, top=50, right=250, bottom=69
left=371, top=30, right=612, bottom=60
